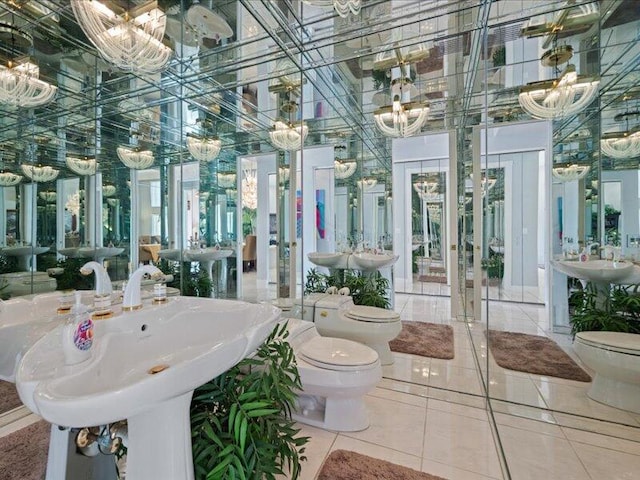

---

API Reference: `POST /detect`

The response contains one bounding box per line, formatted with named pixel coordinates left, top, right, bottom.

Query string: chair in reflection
left=138, top=235, right=161, bottom=264
left=243, top=235, right=256, bottom=272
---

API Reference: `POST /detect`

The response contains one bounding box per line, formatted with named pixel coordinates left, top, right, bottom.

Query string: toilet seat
left=576, top=332, right=640, bottom=355
left=345, top=305, right=400, bottom=323
left=299, top=337, right=379, bottom=371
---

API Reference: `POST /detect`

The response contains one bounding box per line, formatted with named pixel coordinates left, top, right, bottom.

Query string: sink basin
left=17, top=296, right=279, bottom=480
left=76, top=246, right=124, bottom=263
left=552, top=259, right=636, bottom=284
left=57, top=247, right=80, bottom=258
left=184, top=247, right=233, bottom=263
left=158, top=248, right=182, bottom=261
left=350, top=252, right=399, bottom=270
left=307, top=252, right=349, bottom=269
left=2, top=246, right=50, bottom=271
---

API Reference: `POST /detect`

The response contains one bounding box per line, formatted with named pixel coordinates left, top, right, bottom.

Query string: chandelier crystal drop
left=186, top=135, right=221, bottom=162
left=269, top=120, right=308, bottom=151
left=518, top=65, right=599, bottom=120
left=70, top=0, right=172, bottom=74
left=600, top=130, right=640, bottom=159
left=20, top=164, right=59, bottom=182
left=242, top=170, right=258, bottom=210
left=117, top=146, right=154, bottom=170
left=66, top=156, right=97, bottom=176
left=334, top=160, right=357, bottom=179
left=374, top=64, right=429, bottom=138
left=552, top=164, right=591, bottom=182
left=0, top=171, right=22, bottom=186
left=0, top=58, right=57, bottom=108
left=301, top=0, right=361, bottom=17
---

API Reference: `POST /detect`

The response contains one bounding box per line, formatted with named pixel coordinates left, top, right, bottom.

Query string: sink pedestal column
left=582, top=280, right=612, bottom=310
left=126, top=392, right=195, bottom=480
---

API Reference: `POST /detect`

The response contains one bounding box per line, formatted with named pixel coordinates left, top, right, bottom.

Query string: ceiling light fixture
left=601, top=129, right=640, bottom=159
left=519, top=65, right=599, bottom=120
left=217, top=172, right=236, bottom=188
left=0, top=171, right=22, bottom=186
left=39, top=191, right=57, bottom=203
left=270, top=99, right=308, bottom=151
left=103, top=184, right=117, bottom=197
left=0, top=56, right=57, bottom=108
left=117, top=146, right=154, bottom=170
left=374, top=64, right=429, bottom=137
left=334, top=160, right=357, bottom=179
left=552, top=163, right=591, bottom=181
left=66, top=156, right=97, bottom=176
left=186, top=134, right=221, bottom=162
left=301, top=0, right=361, bottom=17
left=20, top=164, right=59, bottom=182
left=70, top=0, right=172, bottom=74
left=357, top=177, right=378, bottom=190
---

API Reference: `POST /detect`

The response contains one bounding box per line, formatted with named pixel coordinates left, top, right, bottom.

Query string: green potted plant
left=191, top=323, right=309, bottom=479
left=569, top=284, right=640, bottom=336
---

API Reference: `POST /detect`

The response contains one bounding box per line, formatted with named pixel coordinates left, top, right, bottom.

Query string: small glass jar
left=57, top=291, right=75, bottom=314
left=153, top=283, right=167, bottom=304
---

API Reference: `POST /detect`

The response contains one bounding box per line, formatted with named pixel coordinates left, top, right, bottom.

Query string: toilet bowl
left=285, top=318, right=381, bottom=431
left=574, top=331, right=640, bottom=413
left=294, top=292, right=402, bottom=365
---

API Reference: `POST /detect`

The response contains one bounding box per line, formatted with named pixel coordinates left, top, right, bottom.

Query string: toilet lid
left=345, top=305, right=400, bottom=323
left=576, top=331, right=640, bottom=355
left=299, top=337, right=379, bottom=371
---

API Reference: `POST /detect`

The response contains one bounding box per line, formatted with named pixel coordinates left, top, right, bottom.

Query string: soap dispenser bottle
left=62, top=292, right=94, bottom=365
left=579, top=247, right=589, bottom=262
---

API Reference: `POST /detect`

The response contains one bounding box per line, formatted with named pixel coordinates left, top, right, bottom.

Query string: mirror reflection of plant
left=191, top=322, right=309, bottom=479
left=156, top=259, right=212, bottom=298
left=54, top=257, right=95, bottom=291
left=480, top=255, right=504, bottom=279
left=304, top=268, right=390, bottom=309
left=569, top=283, right=640, bottom=336
left=0, top=254, right=19, bottom=274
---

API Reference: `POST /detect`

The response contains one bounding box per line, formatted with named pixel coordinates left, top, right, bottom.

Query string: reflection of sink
left=184, top=248, right=233, bottom=263
left=76, top=247, right=124, bottom=263
left=489, top=245, right=505, bottom=254
left=307, top=252, right=349, bottom=268
left=552, top=259, right=635, bottom=284
left=350, top=252, right=399, bottom=270
left=158, top=248, right=182, bottom=261
left=57, top=247, right=79, bottom=258
left=17, top=297, right=279, bottom=479
left=2, top=246, right=50, bottom=271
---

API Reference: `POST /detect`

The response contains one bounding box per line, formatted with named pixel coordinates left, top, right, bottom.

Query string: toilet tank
left=293, top=293, right=329, bottom=322
left=314, top=294, right=355, bottom=320
left=280, top=318, right=317, bottom=348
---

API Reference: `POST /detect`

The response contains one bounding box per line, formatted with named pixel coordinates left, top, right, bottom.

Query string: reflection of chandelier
left=601, top=130, right=640, bottom=159
left=20, top=164, right=59, bottom=182
left=103, top=184, right=117, bottom=197
left=279, top=166, right=290, bottom=183
left=269, top=120, right=308, bottom=151
left=70, top=1, right=172, bottom=74
left=39, top=191, right=56, bottom=203
left=186, top=135, right=221, bottom=162
left=66, top=156, right=97, bottom=176
left=65, top=192, right=80, bottom=217
left=374, top=64, right=429, bottom=138
left=552, top=164, right=590, bottom=181
left=357, top=178, right=378, bottom=190
left=334, top=160, right=357, bottom=179
left=117, top=146, right=154, bottom=170
left=0, top=57, right=57, bottom=108
left=217, top=172, right=236, bottom=188
left=242, top=170, right=258, bottom=210
left=0, top=171, right=22, bottom=186
left=413, top=180, right=439, bottom=196
left=301, top=0, right=361, bottom=17
left=519, top=65, right=599, bottom=120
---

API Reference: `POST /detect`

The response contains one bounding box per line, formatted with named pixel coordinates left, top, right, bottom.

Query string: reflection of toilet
left=286, top=318, right=381, bottom=431
left=574, top=331, right=640, bottom=413
left=295, top=293, right=401, bottom=365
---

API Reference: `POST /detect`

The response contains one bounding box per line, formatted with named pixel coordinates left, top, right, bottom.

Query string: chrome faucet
left=80, top=261, right=113, bottom=297
left=122, top=264, right=164, bottom=311
left=586, top=242, right=599, bottom=256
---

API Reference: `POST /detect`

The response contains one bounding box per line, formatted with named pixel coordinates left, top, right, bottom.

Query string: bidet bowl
left=350, top=252, right=399, bottom=270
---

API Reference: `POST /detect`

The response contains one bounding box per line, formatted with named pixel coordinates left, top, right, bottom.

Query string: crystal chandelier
left=66, top=156, right=97, bottom=176
left=601, top=129, right=640, bottom=159
left=39, top=191, right=56, bottom=203
left=0, top=56, right=57, bottom=108
left=217, top=172, right=236, bottom=188
left=186, top=134, right=221, bottom=162
left=279, top=166, right=290, bottom=183
left=242, top=170, right=258, bottom=210
left=357, top=177, right=378, bottom=190
left=334, top=160, right=357, bottom=179
left=301, top=0, right=361, bottom=17
left=518, top=65, right=599, bottom=120
left=117, top=146, right=154, bottom=170
left=413, top=179, right=439, bottom=197
left=374, top=64, right=429, bottom=138
left=20, top=164, right=59, bottom=182
left=103, top=184, right=117, bottom=197
left=65, top=192, right=81, bottom=217
left=70, top=0, right=172, bottom=74
left=270, top=98, right=308, bottom=151
left=552, top=164, right=591, bottom=181
left=0, top=171, right=22, bottom=186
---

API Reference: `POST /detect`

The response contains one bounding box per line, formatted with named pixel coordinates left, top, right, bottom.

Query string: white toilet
left=574, top=331, right=640, bottom=413
left=294, top=292, right=402, bottom=365
left=285, top=318, right=381, bottom=432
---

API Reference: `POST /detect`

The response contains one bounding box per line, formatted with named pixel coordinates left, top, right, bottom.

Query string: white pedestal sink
left=17, top=297, right=279, bottom=480
left=307, top=252, right=350, bottom=269
left=157, top=248, right=182, bottom=261
left=76, top=246, right=125, bottom=264
left=350, top=252, right=399, bottom=271
left=2, top=246, right=50, bottom=271
left=184, top=248, right=234, bottom=284
left=57, top=247, right=80, bottom=258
